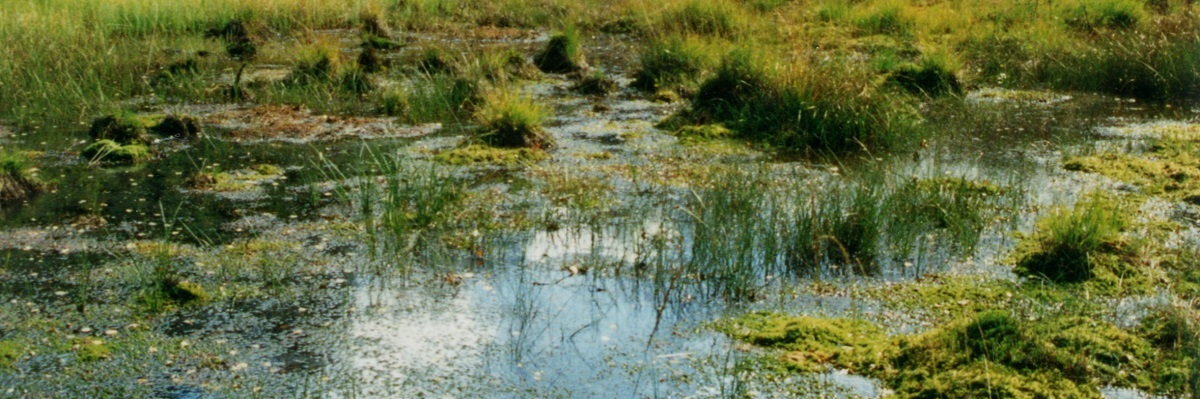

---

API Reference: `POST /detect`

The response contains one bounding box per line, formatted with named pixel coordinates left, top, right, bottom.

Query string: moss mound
left=88, top=113, right=150, bottom=145
left=721, top=312, right=889, bottom=373
left=81, top=140, right=150, bottom=164
left=151, top=115, right=202, bottom=141
left=1064, top=138, right=1200, bottom=201
left=164, top=278, right=209, bottom=303
left=534, top=29, right=587, bottom=74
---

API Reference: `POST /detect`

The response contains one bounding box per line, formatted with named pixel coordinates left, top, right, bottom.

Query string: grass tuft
left=475, top=91, right=552, bottom=149
left=534, top=27, right=586, bottom=73
left=1014, top=194, right=1128, bottom=284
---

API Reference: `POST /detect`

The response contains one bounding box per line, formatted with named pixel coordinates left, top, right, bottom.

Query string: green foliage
left=1013, top=194, right=1129, bottom=284
left=338, top=64, right=373, bottom=94
left=417, top=47, right=456, bottom=75
left=887, top=177, right=1003, bottom=256
left=786, top=182, right=885, bottom=275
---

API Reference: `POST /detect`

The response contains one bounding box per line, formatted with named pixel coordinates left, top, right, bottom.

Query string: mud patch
left=205, top=105, right=440, bottom=143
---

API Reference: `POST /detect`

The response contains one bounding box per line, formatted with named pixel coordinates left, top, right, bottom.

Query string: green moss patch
left=1065, top=139, right=1200, bottom=200
left=433, top=144, right=549, bottom=166
left=81, top=140, right=150, bottom=164
left=721, top=310, right=1168, bottom=398
left=0, top=340, right=22, bottom=369
left=719, top=312, right=890, bottom=373
left=72, top=338, right=112, bottom=362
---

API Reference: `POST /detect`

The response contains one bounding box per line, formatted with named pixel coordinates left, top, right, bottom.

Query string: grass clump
left=631, top=36, right=714, bottom=94
left=381, top=75, right=480, bottom=123
left=81, top=140, right=150, bottom=164
left=786, top=182, right=886, bottom=275
left=685, top=48, right=917, bottom=154
left=886, top=53, right=963, bottom=96
left=1061, top=0, right=1146, bottom=31
left=887, top=177, right=1004, bottom=256
left=1012, top=193, right=1138, bottom=286
left=475, top=92, right=552, bottom=149
left=433, top=144, right=549, bottom=166
left=534, top=27, right=587, bottom=74
left=287, top=44, right=341, bottom=85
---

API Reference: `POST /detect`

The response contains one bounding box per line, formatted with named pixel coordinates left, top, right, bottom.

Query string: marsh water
left=1, top=31, right=1197, bottom=398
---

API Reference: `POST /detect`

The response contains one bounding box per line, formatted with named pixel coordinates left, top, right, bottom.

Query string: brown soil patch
left=204, top=105, right=440, bottom=142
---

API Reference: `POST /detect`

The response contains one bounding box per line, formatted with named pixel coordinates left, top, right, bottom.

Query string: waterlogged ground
left=1, top=30, right=1199, bottom=399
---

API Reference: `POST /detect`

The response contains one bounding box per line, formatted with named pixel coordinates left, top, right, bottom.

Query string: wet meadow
left=2, top=0, right=1200, bottom=398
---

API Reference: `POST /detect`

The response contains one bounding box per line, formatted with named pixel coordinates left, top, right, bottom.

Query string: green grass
left=660, top=1, right=741, bottom=37
left=380, top=75, right=480, bottom=123
left=1060, top=0, right=1147, bottom=31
